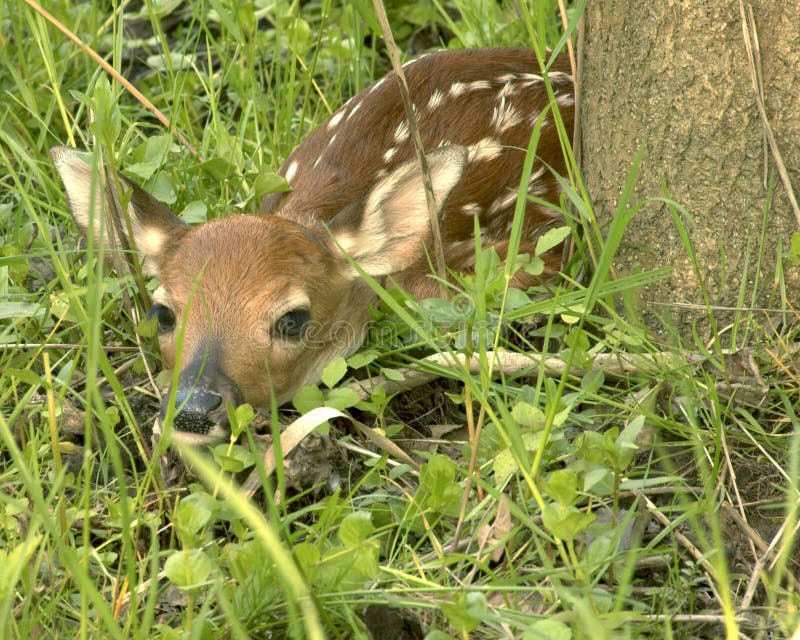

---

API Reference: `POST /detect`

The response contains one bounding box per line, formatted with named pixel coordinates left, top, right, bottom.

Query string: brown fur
left=53, top=48, right=574, bottom=442
left=266, top=48, right=573, bottom=298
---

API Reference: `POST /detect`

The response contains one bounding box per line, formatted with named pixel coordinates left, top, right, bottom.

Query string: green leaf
left=164, top=548, right=215, bottom=589
left=0, top=302, right=44, bottom=320
left=325, top=387, right=360, bottom=410
left=542, top=503, right=595, bottom=542
left=133, top=0, right=182, bottom=19
left=180, top=200, right=208, bottom=224
left=148, top=172, right=177, bottom=205
left=135, top=312, right=157, bottom=338
left=292, top=385, right=324, bottom=413
left=615, top=415, right=644, bottom=469
left=200, top=157, right=236, bottom=181
left=346, top=348, right=379, bottom=369
left=175, top=492, right=217, bottom=537
left=440, top=592, right=487, bottom=633
left=0, top=535, right=42, bottom=602
left=1, top=244, right=29, bottom=284
left=523, top=619, right=573, bottom=640
left=322, top=356, right=347, bottom=388
left=503, top=287, right=531, bottom=311
left=228, top=403, right=256, bottom=438
left=254, top=172, right=292, bottom=199
left=543, top=469, right=577, bottom=507
left=89, top=75, right=120, bottom=149
left=585, top=535, right=613, bottom=569
left=211, top=443, right=255, bottom=472
left=338, top=511, right=374, bottom=546
left=417, top=454, right=462, bottom=516
left=789, top=232, right=800, bottom=264
left=534, top=226, right=571, bottom=256
left=523, top=255, right=546, bottom=276
left=492, top=448, right=519, bottom=484
left=145, top=51, right=194, bottom=72
left=285, top=17, right=311, bottom=52
left=293, top=541, right=320, bottom=580
left=379, top=367, right=405, bottom=382
left=5, top=368, right=42, bottom=386
left=512, top=401, right=545, bottom=429
left=131, top=134, right=173, bottom=173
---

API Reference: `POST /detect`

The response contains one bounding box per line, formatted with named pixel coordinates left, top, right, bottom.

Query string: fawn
left=52, top=47, right=574, bottom=444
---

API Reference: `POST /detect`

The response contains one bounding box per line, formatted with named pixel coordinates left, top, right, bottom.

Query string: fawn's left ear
left=51, top=146, right=188, bottom=276
left=329, top=145, right=468, bottom=276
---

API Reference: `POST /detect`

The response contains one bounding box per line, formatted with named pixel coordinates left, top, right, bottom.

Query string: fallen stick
left=346, top=349, right=704, bottom=400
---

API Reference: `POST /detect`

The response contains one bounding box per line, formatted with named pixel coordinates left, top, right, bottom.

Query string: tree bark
left=580, top=1, right=800, bottom=341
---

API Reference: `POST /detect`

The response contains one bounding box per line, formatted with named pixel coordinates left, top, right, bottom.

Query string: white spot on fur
left=284, top=161, right=299, bottom=183
left=449, top=82, right=467, bottom=97
left=327, top=133, right=338, bottom=149
left=370, top=76, right=388, bottom=94
left=491, top=97, right=522, bottom=133
left=529, top=109, right=543, bottom=126
left=556, top=93, right=575, bottom=107
left=328, top=110, right=345, bottom=130
left=468, top=138, right=504, bottom=162
left=404, top=52, right=430, bottom=68
left=522, top=73, right=544, bottom=83
left=528, top=164, right=555, bottom=199
left=383, top=147, right=398, bottom=164
left=427, top=90, right=445, bottom=111
left=461, top=202, right=482, bottom=216
left=497, top=73, right=517, bottom=83
left=313, top=156, right=322, bottom=169
left=350, top=101, right=363, bottom=117
left=468, top=80, right=492, bottom=91
left=499, top=191, right=518, bottom=211
left=394, top=121, right=410, bottom=144
left=449, top=80, right=491, bottom=97
left=528, top=165, right=547, bottom=185
left=498, top=81, right=516, bottom=99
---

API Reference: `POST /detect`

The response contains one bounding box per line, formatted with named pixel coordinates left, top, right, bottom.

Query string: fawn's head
left=52, top=146, right=467, bottom=443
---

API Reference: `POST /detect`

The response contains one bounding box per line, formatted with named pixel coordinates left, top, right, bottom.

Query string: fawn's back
left=264, top=47, right=574, bottom=298
left=52, top=47, right=574, bottom=443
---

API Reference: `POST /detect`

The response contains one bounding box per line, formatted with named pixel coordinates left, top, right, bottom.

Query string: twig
left=643, top=495, right=726, bottom=611
left=556, top=0, right=577, bottom=82
left=22, top=0, right=200, bottom=159
left=739, top=2, right=800, bottom=230
left=371, top=0, right=448, bottom=295
left=347, top=349, right=705, bottom=401
left=0, top=343, right=139, bottom=351
left=571, top=3, right=584, bottom=171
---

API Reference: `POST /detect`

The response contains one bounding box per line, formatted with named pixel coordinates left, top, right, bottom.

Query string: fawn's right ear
left=50, top=146, right=187, bottom=276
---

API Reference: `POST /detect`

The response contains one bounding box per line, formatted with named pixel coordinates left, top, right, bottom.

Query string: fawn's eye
left=275, top=308, right=311, bottom=339
left=149, top=304, right=176, bottom=334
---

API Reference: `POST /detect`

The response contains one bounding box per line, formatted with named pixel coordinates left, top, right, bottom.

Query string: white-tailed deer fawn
left=52, top=48, right=574, bottom=444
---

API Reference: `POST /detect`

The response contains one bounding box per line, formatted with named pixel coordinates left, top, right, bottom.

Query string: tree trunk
left=580, top=1, right=800, bottom=341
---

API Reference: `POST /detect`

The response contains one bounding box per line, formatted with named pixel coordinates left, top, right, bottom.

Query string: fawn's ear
left=329, top=145, right=467, bottom=276
left=51, top=146, right=188, bottom=276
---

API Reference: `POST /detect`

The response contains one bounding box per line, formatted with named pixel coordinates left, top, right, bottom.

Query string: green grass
left=1, top=1, right=799, bottom=638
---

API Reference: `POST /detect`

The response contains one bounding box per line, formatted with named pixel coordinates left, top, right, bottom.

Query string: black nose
left=172, top=389, right=223, bottom=435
